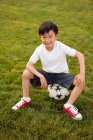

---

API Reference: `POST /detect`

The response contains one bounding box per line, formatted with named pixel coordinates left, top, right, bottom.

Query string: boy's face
left=40, top=30, right=57, bottom=51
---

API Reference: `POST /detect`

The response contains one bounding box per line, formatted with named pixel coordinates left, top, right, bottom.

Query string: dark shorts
left=30, top=70, right=76, bottom=90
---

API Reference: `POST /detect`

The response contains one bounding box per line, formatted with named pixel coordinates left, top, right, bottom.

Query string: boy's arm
left=75, top=51, right=85, bottom=86
left=26, top=60, right=48, bottom=89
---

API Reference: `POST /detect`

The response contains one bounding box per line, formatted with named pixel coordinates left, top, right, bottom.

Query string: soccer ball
left=48, top=83, right=69, bottom=100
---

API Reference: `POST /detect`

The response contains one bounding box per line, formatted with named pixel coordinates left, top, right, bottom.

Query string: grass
left=0, top=0, right=93, bottom=139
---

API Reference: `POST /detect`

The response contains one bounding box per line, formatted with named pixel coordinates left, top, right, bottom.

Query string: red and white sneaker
left=64, top=104, right=83, bottom=120
left=12, top=98, right=32, bottom=110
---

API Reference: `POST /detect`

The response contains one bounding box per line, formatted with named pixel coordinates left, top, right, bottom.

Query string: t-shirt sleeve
left=29, top=47, right=40, bottom=64
left=62, top=43, right=77, bottom=56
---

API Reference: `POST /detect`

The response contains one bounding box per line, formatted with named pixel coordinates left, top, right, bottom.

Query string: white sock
left=22, top=97, right=31, bottom=102
left=64, top=103, right=71, bottom=108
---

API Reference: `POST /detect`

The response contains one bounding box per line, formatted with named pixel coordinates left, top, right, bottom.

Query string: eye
left=49, top=35, right=55, bottom=38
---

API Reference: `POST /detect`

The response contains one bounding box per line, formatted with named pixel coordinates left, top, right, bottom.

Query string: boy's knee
left=22, top=69, right=29, bottom=78
left=22, top=69, right=33, bottom=79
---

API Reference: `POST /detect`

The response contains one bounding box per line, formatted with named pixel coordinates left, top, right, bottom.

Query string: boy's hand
left=75, top=74, right=85, bottom=86
left=40, top=75, right=48, bottom=89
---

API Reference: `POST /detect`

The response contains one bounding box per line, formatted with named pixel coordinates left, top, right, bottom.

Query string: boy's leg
left=12, top=69, right=33, bottom=110
left=66, top=82, right=84, bottom=105
left=22, top=69, right=34, bottom=97
left=64, top=75, right=85, bottom=120
left=12, top=70, right=52, bottom=110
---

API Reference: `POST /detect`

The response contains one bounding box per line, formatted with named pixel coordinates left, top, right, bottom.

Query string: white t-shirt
left=30, top=41, right=77, bottom=73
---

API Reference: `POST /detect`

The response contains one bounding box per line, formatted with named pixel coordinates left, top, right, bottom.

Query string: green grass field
left=0, top=0, right=93, bottom=139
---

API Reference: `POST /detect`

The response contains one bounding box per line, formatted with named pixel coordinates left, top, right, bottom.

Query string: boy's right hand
left=40, top=75, right=48, bottom=89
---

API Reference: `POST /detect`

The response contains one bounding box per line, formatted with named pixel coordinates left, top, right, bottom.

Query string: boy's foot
left=12, top=98, right=32, bottom=110
left=64, top=104, right=83, bottom=120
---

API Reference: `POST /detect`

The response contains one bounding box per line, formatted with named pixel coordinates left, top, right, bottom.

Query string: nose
left=45, top=37, right=50, bottom=43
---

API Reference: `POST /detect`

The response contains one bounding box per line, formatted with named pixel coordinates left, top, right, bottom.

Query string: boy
left=12, top=21, right=85, bottom=120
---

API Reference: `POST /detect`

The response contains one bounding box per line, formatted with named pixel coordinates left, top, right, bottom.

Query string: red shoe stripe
left=15, top=105, right=19, bottom=108
left=22, top=99, right=28, bottom=103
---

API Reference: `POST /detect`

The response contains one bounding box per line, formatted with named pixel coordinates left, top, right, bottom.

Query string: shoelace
left=70, top=105, right=78, bottom=114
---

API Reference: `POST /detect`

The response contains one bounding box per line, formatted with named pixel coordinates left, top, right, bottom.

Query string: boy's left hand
left=74, top=74, right=85, bottom=86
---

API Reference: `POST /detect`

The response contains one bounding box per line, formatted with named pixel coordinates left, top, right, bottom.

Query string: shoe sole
left=72, top=116, right=83, bottom=120
left=64, top=112, right=83, bottom=120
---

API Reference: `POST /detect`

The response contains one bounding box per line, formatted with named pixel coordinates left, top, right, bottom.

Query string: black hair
left=39, top=21, right=58, bottom=35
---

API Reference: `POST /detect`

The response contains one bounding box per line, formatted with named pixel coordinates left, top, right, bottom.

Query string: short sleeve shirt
left=30, top=41, right=77, bottom=73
